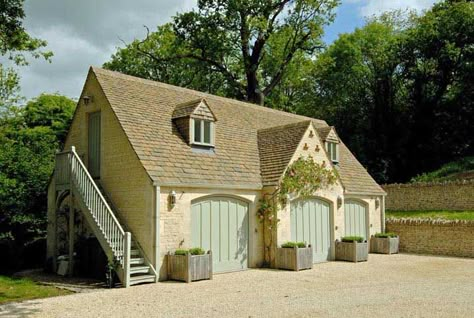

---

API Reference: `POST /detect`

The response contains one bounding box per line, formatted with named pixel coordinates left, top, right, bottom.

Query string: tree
left=297, top=0, right=473, bottom=183
left=105, top=24, right=231, bottom=98
left=1, top=0, right=52, bottom=121
left=105, top=0, right=339, bottom=105
left=399, top=0, right=474, bottom=178
left=0, top=0, right=52, bottom=65
left=0, top=94, right=75, bottom=270
left=0, top=65, right=22, bottom=120
left=23, top=94, right=76, bottom=145
left=296, top=14, right=411, bottom=182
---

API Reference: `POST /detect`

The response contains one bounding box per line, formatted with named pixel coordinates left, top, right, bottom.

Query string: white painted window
left=326, top=142, right=339, bottom=163
left=191, top=118, right=214, bottom=147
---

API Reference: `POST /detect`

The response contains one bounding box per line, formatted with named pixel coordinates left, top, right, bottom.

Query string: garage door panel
left=303, top=203, right=310, bottom=242
left=220, top=201, right=229, bottom=262
left=228, top=202, right=237, bottom=260
left=344, top=200, right=367, bottom=239
left=192, top=197, right=248, bottom=273
left=291, top=199, right=331, bottom=263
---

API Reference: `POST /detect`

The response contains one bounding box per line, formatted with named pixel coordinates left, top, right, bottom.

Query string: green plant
left=386, top=210, right=474, bottom=221
left=374, top=232, right=397, bottom=238
left=341, top=236, right=364, bottom=243
left=189, top=247, right=205, bottom=255
left=281, top=241, right=307, bottom=248
left=174, top=249, right=188, bottom=256
left=279, top=157, right=338, bottom=205
left=174, top=247, right=205, bottom=256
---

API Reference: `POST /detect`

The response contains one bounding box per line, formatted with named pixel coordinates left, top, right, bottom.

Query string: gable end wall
left=62, top=72, right=156, bottom=266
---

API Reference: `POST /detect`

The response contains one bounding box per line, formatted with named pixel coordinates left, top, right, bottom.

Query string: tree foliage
left=23, top=94, right=76, bottom=145
left=0, top=0, right=52, bottom=65
left=297, top=0, right=473, bottom=183
left=0, top=94, right=75, bottom=269
left=0, top=65, right=22, bottom=119
left=105, top=0, right=339, bottom=105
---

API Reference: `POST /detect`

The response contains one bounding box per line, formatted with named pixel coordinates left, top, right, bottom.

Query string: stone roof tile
left=91, top=67, right=384, bottom=194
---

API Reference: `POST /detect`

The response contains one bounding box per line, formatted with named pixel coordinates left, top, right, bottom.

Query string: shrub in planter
left=341, top=236, right=364, bottom=243
left=276, top=242, right=313, bottom=271
left=167, top=248, right=212, bottom=283
left=280, top=241, right=307, bottom=248
left=370, top=232, right=399, bottom=254
left=335, top=236, right=368, bottom=262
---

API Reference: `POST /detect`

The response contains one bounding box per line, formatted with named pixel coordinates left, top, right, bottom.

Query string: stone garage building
left=47, top=67, right=386, bottom=286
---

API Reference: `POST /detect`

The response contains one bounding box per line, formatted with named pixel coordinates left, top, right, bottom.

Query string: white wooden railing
left=56, top=146, right=131, bottom=286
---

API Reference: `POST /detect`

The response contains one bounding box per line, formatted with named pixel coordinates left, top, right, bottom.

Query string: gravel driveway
left=1, top=254, right=473, bottom=318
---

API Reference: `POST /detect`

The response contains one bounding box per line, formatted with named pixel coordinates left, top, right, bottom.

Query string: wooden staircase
left=54, top=146, right=158, bottom=287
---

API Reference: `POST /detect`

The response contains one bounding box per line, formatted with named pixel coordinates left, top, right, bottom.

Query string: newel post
left=123, top=232, right=131, bottom=288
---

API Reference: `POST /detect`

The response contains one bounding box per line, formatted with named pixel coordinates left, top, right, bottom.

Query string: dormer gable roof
left=172, top=98, right=216, bottom=121
left=317, top=126, right=339, bottom=143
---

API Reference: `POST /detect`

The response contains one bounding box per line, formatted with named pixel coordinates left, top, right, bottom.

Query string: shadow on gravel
left=0, top=301, right=40, bottom=318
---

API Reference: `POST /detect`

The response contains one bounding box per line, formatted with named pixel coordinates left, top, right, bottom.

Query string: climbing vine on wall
left=257, top=156, right=338, bottom=266
left=279, top=157, right=338, bottom=205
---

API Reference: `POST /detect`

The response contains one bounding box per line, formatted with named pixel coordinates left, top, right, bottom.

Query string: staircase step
left=130, top=258, right=144, bottom=265
left=131, top=249, right=140, bottom=256
left=129, top=274, right=156, bottom=286
left=130, top=265, right=150, bottom=275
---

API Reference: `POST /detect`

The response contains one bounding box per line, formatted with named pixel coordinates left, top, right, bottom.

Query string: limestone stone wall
left=59, top=71, right=156, bottom=265
left=386, top=219, right=474, bottom=258
left=383, top=181, right=474, bottom=211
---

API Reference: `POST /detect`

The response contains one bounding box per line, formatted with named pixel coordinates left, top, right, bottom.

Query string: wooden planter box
left=167, top=251, right=212, bottom=283
left=370, top=236, right=399, bottom=254
left=335, top=241, right=368, bottom=262
left=276, top=246, right=313, bottom=271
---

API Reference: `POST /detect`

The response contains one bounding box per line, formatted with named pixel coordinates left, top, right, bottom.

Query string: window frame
left=325, top=141, right=339, bottom=163
left=190, top=118, right=214, bottom=147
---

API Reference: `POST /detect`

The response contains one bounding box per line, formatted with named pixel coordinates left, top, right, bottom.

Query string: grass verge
left=0, top=275, right=72, bottom=304
left=386, top=210, right=474, bottom=221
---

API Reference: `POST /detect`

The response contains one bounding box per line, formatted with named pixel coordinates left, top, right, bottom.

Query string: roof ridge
left=91, top=66, right=327, bottom=125
left=257, top=120, right=312, bottom=134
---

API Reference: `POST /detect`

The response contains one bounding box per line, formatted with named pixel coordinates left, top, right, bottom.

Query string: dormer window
left=192, top=118, right=214, bottom=146
left=172, top=98, right=217, bottom=148
left=326, top=141, right=339, bottom=163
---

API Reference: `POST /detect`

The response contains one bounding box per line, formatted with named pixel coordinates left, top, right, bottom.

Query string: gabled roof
left=172, top=98, right=216, bottom=120
left=89, top=67, right=385, bottom=194
left=258, top=121, right=312, bottom=186
left=317, top=126, right=339, bottom=143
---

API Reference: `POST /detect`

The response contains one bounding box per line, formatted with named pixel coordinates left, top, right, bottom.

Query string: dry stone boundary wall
left=386, top=218, right=474, bottom=258
left=382, top=181, right=474, bottom=211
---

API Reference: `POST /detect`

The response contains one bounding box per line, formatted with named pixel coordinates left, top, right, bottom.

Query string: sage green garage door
left=191, top=197, right=248, bottom=273
left=344, top=200, right=368, bottom=239
left=291, top=199, right=331, bottom=263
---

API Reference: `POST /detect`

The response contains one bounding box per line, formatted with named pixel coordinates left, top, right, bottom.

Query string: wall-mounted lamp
left=83, top=95, right=92, bottom=105
left=169, top=190, right=177, bottom=207
left=309, top=130, right=314, bottom=138
left=315, top=145, right=320, bottom=152
left=303, top=143, right=309, bottom=150
left=375, top=198, right=380, bottom=209
left=337, top=195, right=343, bottom=208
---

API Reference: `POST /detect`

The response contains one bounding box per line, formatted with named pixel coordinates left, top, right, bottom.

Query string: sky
left=4, top=0, right=439, bottom=100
